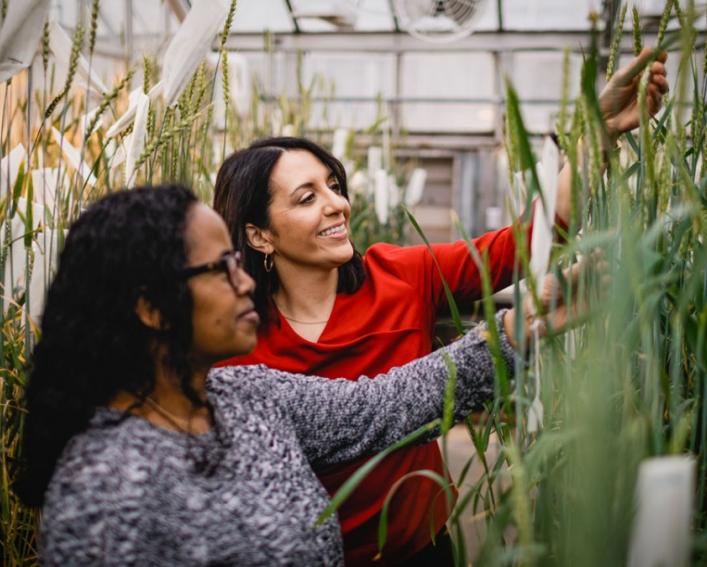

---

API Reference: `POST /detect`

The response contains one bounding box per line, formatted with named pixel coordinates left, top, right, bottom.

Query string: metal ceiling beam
left=88, top=28, right=697, bottom=60
left=220, top=30, right=667, bottom=53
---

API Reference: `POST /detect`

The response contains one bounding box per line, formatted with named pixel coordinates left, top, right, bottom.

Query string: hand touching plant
left=553, top=49, right=668, bottom=226
left=503, top=254, right=608, bottom=349
left=599, top=47, right=669, bottom=139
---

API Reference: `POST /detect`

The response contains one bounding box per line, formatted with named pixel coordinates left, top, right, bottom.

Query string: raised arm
left=555, top=48, right=668, bottom=225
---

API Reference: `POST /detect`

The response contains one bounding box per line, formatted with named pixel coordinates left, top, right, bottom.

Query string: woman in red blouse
left=213, top=50, right=668, bottom=565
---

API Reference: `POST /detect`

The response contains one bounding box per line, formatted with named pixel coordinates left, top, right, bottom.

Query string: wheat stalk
left=632, top=6, right=643, bottom=55
left=556, top=48, right=571, bottom=150
left=41, top=20, right=51, bottom=73
left=656, top=0, right=674, bottom=46
left=220, top=0, right=238, bottom=50
left=44, top=24, right=85, bottom=119
left=133, top=106, right=208, bottom=174
left=191, top=62, right=208, bottom=114
left=84, top=70, right=134, bottom=141
left=88, top=0, right=100, bottom=56
left=142, top=56, right=153, bottom=94
left=606, top=3, right=628, bottom=80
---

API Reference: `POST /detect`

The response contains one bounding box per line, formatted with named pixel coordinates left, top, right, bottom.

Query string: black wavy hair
left=213, top=137, right=366, bottom=326
left=17, top=184, right=199, bottom=507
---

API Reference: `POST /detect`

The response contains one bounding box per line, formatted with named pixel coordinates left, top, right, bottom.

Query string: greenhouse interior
left=1, top=0, right=706, bottom=565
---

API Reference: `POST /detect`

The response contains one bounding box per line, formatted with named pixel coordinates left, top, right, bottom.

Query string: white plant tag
left=51, top=127, right=96, bottom=187
left=125, top=92, right=150, bottom=185
left=161, top=0, right=230, bottom=106
left=0, top=0, right=50, bottom=83
left=405, top=168, right=427, bottom=207
left=374, top=169, right=389, bottom=225
left=0, top=144, right=28, bottom=197
left=106, top=82, right=163, bottom=139
left=48, top=21, right=108, bottom=97
left=30, top=168, right=60, bottom=211
left=628, top=456, right=695, bottom=567
left=332, top=128, right=349, bottom=159
left=527, top=137, right=559, bottom=433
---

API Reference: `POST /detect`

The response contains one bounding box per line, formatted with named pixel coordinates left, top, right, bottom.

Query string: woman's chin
left=244, top=333, right=259, bottom=353
left=331, top=242, right=355, bottom=264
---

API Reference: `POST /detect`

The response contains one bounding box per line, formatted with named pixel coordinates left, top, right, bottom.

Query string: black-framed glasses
left=181, top=250, right=242, bottom=289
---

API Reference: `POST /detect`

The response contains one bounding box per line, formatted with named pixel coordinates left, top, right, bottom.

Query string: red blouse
left=216, top=222, right=531, bottom=565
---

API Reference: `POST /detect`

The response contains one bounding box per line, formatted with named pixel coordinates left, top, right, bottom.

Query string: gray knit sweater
left=40, top=314, right=515, bottom=566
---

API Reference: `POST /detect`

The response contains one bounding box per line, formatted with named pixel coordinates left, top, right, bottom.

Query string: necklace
left=275, top=301, right=329, bottom=324
left=142, top=396, right=223, bottom=476
left=282, top=314, right=329, bottom=324
left=143, top=396, right=194, bottom=432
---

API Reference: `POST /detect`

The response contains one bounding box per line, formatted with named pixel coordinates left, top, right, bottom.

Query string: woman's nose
left=322, top=189, right=348, bottom=216
left=235, top=267, right=256, bottom=296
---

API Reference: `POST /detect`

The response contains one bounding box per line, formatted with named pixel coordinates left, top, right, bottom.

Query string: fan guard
left=392, top=0, right=489, bottom=43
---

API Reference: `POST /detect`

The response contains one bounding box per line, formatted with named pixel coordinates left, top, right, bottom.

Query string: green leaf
left=10, top=162, right=25, bottom=218
left=441, top=352, right=457, bottom=436
left=504, top=79, right=544, bottom=217
left=23, top=176, right=34, bottom=249
left=315, top=419, right=441, bottom=526
left=402, top=205, right=464, bottom=336
left=377, top=469, right=453, bottom=552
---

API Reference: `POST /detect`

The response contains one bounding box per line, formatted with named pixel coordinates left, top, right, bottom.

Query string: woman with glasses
left=212, top=50, right=668, bottom=565
left=17, top=184, right=581, bottom=565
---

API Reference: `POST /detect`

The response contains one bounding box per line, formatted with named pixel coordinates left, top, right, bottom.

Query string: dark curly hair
left=214, top=137, right=366, bottom=326
left=17, top=184, right=199, bottom=507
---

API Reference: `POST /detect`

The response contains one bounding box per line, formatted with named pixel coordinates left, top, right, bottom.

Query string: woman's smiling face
left=256, top=149, right=354, bottom=271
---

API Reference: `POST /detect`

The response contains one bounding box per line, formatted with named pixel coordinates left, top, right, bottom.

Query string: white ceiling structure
left=43, top=0, right=705, bottom=238
left=50, top=0, right=704, bottom=138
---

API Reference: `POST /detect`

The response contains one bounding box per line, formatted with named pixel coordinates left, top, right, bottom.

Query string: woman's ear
left=245, top=223, right=274, bottom=255
left=135, top=295, right=168, bottom=331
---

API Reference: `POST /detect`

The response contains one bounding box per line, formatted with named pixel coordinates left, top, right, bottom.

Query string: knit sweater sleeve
left=214, top=311, right=517, bottom=468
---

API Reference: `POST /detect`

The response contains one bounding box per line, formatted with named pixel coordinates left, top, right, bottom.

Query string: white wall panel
left=502, top=0, right=599, bottom=30
left=400, top=52, right=496, bottom=99
left=510, top=52, right=583, bottom=101
left=303, top=52, right=396, bottom=98
left=308, top=101, right=380, bottom=130
left=401, top=103, right=496, bottom=133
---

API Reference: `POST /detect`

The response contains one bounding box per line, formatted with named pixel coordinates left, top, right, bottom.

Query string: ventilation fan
left=393, top=0, right=489, bottom=43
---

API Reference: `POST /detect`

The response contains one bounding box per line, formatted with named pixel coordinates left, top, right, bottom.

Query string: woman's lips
left=238, top=308, right=260, bottom=326
left=317, top=223, right=348, bottom=240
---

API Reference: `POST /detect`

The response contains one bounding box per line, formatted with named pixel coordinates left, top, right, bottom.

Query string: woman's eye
left=329, top=183, right=341, bottom=194
left=299, top=192, right=314, bottom=204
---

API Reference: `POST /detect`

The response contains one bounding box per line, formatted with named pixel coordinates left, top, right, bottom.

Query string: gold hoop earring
left=264, top=253, right=274, bottom=273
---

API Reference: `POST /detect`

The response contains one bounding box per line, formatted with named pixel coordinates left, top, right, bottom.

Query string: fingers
left=619, top=47, right=657, bottom=82
left=528, top=250, right=612, bottom=337
left=618, top=47, right=669, bottom=84
left=646, top=61, right=669, bottom=114
left=651, top=73, right=670, bottom=94
left=647, top=84, right=666, bottom=114
left=650, top=61, right=666, bottom=76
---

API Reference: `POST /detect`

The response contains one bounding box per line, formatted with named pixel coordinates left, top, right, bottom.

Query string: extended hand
left=503, top=254, right=608, bottom=349
left=599, top=47, right=669, bottom=139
